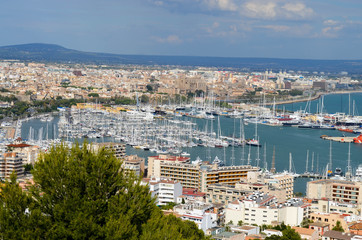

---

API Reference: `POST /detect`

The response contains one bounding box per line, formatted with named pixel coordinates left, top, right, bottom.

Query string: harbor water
left=20, top=93, right=362, bottom=194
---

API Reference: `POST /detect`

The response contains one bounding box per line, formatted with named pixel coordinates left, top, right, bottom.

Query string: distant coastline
left=265, top=90, right=362, bottom=106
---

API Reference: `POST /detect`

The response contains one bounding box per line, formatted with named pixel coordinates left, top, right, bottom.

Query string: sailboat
left=246, top=115, right=261, bottom=147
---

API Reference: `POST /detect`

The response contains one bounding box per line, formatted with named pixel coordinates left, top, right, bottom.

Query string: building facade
left=0, top=152, right=24, bottom=179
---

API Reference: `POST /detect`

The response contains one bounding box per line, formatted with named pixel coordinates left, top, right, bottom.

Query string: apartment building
left=307, top=179, right=362, bottom=206
left=0, top=152, right=24, bottom=179
left=308, top=198, right=360, bottom=215
left=6, top=137, right=40, bottom=164
left=148, top=155, right=259, bottom=191
left=91, top=142, right=126, bottom=159
left=225, top=192, right=310, bottom=227
left=173, top=201, right=217, bottom=232
left=142, top=178, right=182, bottom=206
left=122, top=155, right=145, bottom=176
left=309, top=212, right=351, bottom=232
left=200, top=165, right=259, bottom=192
left=206, top=183, right=251, bottom=205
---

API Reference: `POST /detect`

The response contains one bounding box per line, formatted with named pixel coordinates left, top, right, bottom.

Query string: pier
left=295, top=173, right=323, bottom=179
left=320, top=135, right=354, bottom=143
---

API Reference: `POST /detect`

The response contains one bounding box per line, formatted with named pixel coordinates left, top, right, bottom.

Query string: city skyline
left=1, top=0, right=362, bottom=60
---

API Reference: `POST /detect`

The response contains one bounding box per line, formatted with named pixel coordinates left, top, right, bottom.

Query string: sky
left=1, top=0, right=362, bottom=60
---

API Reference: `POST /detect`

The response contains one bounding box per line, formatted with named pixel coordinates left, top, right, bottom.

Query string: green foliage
left=88, top=92, right=100, bottom=98
left=160, top=202, right=177, bottom=210
left=265, top=226, right=301, bottom=240
left=216, top=101, right=232, bottom=109
left=332, top=221, right=344, bottom=232
left=195, top=90, right=204, bottom=97
left=0, top=143, right=207, bottom=239
left=113, top=96, right=136, bottom=105
left=0, top=88, right=10, bottom=92
left=146, top=84, right=153, bottom=92
left=0, top=94, right=18, bottom=102
left=289, top=89, right=303, bottom=96
left=141, top=94, right=149, bottom=103
left=300, top=218, right=313, bottom=228
left=273, top=222, right=287, bottom=231
left=0, top=172, right=48, bottom=239
left=294, top=192, right=304, bottom=197
left=24, top=163, right=33, bottom=173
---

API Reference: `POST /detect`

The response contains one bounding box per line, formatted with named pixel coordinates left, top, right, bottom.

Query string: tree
left=238, top=220, right=243, bottom=226
left=281, top=227, right=302, bottom=240
left=25, top=90, right=34, bottom=95
left=141, top=94, right=149, bottom=103
left=300, top=218, right=312, bottom=228
left=265, top=226, right=301, bottom=240
left=146, top=84, right=153, bottom=92
left=88, top=93, right=99, bottom=98
left=294, top=192, right=304, bottom=197
left=0, top=172, right=48, bottom=239
left=273, top=222, right=287, bottom=231
left=332, top=221, right=344, bottom=232
left=0, top=143, right=207, bottom=239
left=24, top=163, right=33, bottom=173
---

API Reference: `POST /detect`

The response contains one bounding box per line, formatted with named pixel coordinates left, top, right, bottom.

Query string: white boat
left=356, top=164, right=362, bottom=178
left=181, top=152, right=190, bottom=157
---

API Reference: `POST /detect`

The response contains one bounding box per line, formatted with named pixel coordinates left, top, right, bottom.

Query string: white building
left=142, top=178, right=182, bottom=206
left=225, top=192, right=309, bottom=227
left=174, top=201, right=218, bottom=232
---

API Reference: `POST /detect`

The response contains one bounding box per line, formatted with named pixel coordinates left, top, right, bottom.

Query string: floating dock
left=320, top=135, right=354, bottom=143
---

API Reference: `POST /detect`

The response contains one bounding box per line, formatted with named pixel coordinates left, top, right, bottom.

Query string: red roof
left=150, top=155, right=190, bottom=162
left=182, top=188, right=206, bottom=197
left=7, top=143, right=32, bottom=148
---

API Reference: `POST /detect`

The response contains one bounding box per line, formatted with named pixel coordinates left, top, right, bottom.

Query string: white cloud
left=282, top=2, right=313, bottom=18
left=241, top=1, right=313, bottom=20
left=323, top=19, right=338, bottom=26
left=203, top=0, right=238, bottom=11
left=322, top=25, right=343, bottom=38
left=153, top=35, right=182, bottom=43
left=243, top=1, right=277, bottom=19
left=260, top=24, right=290, bottom=32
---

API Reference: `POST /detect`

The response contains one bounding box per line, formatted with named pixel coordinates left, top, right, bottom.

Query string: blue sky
left=1, top=0, right=362, bottom=59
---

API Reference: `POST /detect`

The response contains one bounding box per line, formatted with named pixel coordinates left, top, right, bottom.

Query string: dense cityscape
left=1, top=56, right=362, bottom=239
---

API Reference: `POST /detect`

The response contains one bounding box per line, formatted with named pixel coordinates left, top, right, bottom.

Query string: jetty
left=295, top=173, right=323, bottom=179
left=320, top=135, right=354, bottom=143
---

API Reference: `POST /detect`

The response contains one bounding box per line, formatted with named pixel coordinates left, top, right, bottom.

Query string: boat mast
left=346, top=143, right=352, bottom=180
left=270, top=146, right=276, bottom=173
left=349, top=93, right=351, bottom=116
left=256, top=136, right=260, bottom=167
left=263, top=143, right=267, bottom=170
left=329, top=140, right=333, bottom=173
left=247, top=145, right=251, bottom=165
left=311, top=152, right=314, bottom=173
left=289, top=152, right=292, bottom=174
left=240, top=118, right=245, bottom=165
left=305, top=150, right=309, bottom=173
left=231, top=119, right=235, bottom=166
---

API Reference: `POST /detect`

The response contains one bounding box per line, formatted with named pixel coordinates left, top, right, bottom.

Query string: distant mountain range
left=1, top=43, right=362, bottom=74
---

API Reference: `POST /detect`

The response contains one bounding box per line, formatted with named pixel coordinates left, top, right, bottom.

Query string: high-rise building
left=0, top=152, right=24, bottom=179
left=91, top=142, right=126, bottom=159
left=148, top=155, right=259, bottom=191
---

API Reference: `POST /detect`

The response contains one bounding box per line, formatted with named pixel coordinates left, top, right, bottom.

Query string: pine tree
left=0, top=143, right=207, bottom=239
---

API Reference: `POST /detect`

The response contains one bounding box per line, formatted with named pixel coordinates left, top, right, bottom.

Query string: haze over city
left=1, top=0, right=362, bottom=60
